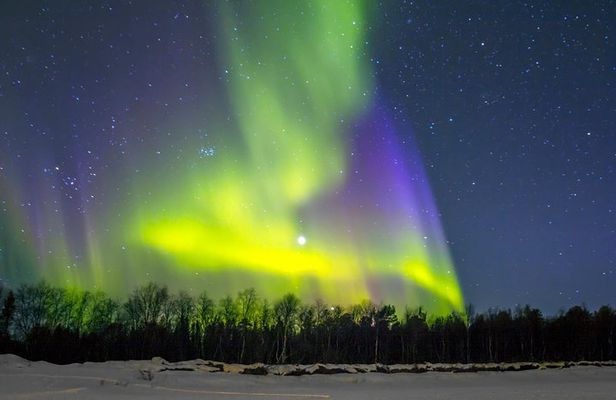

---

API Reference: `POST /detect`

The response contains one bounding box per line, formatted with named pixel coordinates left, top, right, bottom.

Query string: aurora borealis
left=134, top=1, right=463, bottom=312
left=2, top=1, right=615, bottom=314
left=0, top=0, right=462, bottom=315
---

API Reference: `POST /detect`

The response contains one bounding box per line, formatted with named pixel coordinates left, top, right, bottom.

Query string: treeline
left=0, top=282, right=614, bottom=365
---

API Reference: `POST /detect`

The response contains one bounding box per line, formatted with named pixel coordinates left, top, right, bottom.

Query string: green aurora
left=0, top=0, right=463, bottom=315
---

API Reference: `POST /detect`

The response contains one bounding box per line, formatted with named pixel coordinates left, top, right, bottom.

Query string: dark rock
left=305, top=363, right=356, bottom=374
left=138, top=369, right=154, bottom=381
left=375, top=363, right=389, bottom=373
left=200, top=360, right=225, bottom=371
left=241, top=363, right=268, bottom=375
left=388, top=364, right=427, bottom=373
left=267, top=364, right=305, bottom=376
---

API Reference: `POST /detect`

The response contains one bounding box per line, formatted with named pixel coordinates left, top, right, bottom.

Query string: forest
left=0, top=282, right=614, bottom=365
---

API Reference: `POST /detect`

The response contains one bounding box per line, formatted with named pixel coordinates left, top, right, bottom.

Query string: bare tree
left=465, top=304, right=475, bottom=363
left=236, top=288, right=258, bottom=363
left=196, top=292, right=215, bottom=329
left=84, top=291, right=118, bottom=333
left=374, top=304, right=397, bottom=363
left=13, top=282, right=51, bottom=338
left=274, top=293, right=300, bottom=363
left=172, top=291, right=195, bottom=328
left=1, top=288, right=15, bottom=341
left=124, top=283, right=170, bottom=328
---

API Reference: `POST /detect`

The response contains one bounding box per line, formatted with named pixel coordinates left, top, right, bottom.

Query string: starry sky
left=0, top=1, right=614, bottom=314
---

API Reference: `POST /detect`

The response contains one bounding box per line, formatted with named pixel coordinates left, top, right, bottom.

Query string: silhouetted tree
left=595, top=305, right=615, bottom=360
left=195, top=291, right=214, bottom=358
left=0, top=288, right=15, bottom=352
left=13, top=282, right=51, bottom=339
left=465, top=304, right=475, bottom=363
left=124, top=283, right=170, bottom=329
left=236, top=288, right=258, bottom=363
left=274, top=293, right=300, bottom=363
left=401, top=306, right=429, bottom=363
left=84, top=292, right=118, bottom=333
left=172, top=291, right=195, bottom=360
left=374, top=304, right=397, bottom=363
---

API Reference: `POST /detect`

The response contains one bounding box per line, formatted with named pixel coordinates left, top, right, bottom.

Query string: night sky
left=0, top=1, right=614, bottom=314
left=375, top=1, right=616, bottom=312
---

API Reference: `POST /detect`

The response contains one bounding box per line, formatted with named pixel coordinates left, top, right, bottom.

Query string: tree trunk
left=530, top=333, right=534, bottom=361
left=374, top=326, right=379, bottom=364
left=466, top=326, right=470, bottom=363
left=400, top=334, right=405, bottom=364
left=240, top=332, right=246, bottom=364
left=277, top=326, right=288, bottom=364
left=488, top=334, right=493, bottom=362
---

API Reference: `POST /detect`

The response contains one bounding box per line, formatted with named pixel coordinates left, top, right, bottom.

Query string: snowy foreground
left=1, top=354, right=616, bottom=399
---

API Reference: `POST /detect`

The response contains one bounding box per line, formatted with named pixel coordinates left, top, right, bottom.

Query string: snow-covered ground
left=1, top=354, right=615, bottom=399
